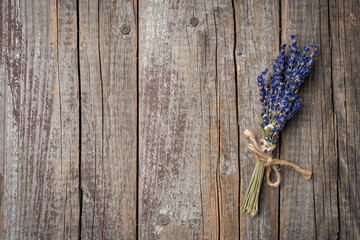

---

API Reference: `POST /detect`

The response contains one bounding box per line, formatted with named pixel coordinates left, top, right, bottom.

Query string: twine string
left=244, top=129, right=312, bottom=187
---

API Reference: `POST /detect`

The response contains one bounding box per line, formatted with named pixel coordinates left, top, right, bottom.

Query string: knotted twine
left=244, top=129, right=312, bottom=187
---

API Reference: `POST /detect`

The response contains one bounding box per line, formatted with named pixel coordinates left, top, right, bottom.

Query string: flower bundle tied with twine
left=241, top=35, right=319, bottom=216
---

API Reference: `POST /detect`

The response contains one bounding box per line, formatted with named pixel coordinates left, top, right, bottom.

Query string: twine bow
left=244, top=129, right=312, bottom=187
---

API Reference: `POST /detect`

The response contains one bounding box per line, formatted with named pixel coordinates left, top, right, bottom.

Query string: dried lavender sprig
left=256, top=35, right=319, bottom=145
left=241, top=36, right=318, bottom=216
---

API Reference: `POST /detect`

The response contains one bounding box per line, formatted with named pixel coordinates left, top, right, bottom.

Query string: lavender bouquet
left=241, top=35, right=319, bottom=216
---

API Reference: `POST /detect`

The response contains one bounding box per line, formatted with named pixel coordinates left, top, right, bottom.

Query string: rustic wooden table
left=1, top=0, right=359, bottom=239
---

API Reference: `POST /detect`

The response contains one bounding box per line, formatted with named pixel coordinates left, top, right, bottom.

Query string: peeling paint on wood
left=1, top=0, right=79, bottom=238
left=138, top=0, right=239, bottom=239
left=79, top=0, right=137, bottom=239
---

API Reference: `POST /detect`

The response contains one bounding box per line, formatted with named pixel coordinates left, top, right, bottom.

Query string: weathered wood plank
left=0, top=0, right=79, bottom=238
left=139, top=1, right=212, bottom=238
left=139, top=0, right=239, bottom=239
left=330, top=0, right=360, bottom=238
left=79, top=0, right=137, bottom=239
left=234, top=0, right=280, bottom=239
left=280, top=0, right=338, bottom=238
left=215, top=1, right=239, bottom=239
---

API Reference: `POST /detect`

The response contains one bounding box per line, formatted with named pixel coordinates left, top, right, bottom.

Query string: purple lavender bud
left=257, top=36, right=318, bottom=145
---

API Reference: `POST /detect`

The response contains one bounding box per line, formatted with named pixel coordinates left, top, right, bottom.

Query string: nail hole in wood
left=190, top=17, right=199, bottom=26
left=121, top=25, right=131, bottom=34
left=157, top=214, right=170, bottom=226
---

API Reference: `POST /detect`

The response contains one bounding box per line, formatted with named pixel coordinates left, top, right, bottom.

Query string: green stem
left=241, top=161, right=265, bottom=216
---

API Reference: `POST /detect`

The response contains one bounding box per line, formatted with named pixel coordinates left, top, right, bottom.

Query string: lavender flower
left=257, top=35, right=319, bottom=149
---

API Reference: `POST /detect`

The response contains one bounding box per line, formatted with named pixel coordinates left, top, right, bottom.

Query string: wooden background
left=1, top=0, right=359, bottom=239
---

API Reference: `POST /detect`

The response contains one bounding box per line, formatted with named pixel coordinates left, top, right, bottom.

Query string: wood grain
left=330, top=0, right=360, bottom=238
left=0, top=0, right=359, bottom=239
left=0, top=0, right=79, bottom=238
left=79, top=0, right=137, bottom=239
left=280, top=0, right=339, bottom=238
left=215, top=1, right=239, bottom=239
left=233, top=0, right=280, bottom=239
left=138, top=0, right=239, bottom=239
